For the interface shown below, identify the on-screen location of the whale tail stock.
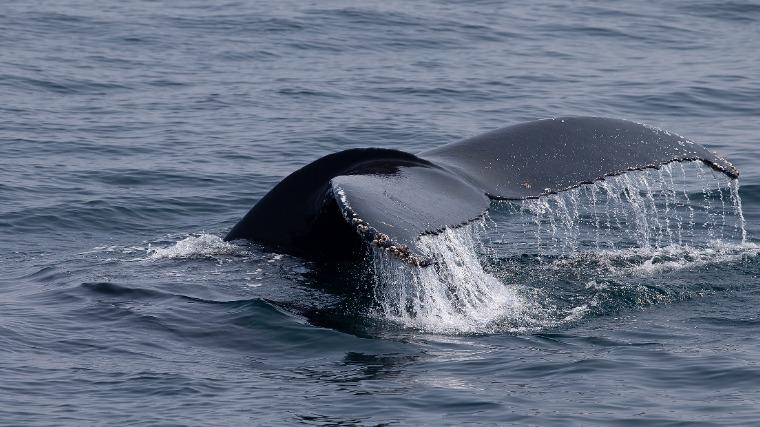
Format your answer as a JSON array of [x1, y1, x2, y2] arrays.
[[225, 117, 738, 265]]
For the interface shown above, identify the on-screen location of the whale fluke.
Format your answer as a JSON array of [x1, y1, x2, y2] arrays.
[[421, 117, 737, 199], [225, 117, 738, 264]]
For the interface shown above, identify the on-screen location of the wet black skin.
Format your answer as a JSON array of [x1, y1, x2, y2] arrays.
[[226, 117, 738, 263]]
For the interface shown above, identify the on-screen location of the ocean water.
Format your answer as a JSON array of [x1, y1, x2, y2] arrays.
[[2, 0, 760, 425]]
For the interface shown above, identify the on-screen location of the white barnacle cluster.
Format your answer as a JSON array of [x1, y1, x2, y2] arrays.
[[370, 229, 429, 267], [708, 154, 738, 177], [352, 216, 370, 233], [333, 186, 430, 266], [334, 187, 350, 206]]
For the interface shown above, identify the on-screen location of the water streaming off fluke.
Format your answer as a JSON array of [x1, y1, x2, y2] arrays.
[[370, 161, 753, 334], [497, 161, 747, 255], [371, 223, 551, 334]]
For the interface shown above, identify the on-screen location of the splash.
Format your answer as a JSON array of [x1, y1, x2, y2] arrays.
[[543, 241, 760, 276], [371, 222, 554, 334], [147, 234, 246, 260], [370, 161, 753, 334], [497, 161, 747, 256]]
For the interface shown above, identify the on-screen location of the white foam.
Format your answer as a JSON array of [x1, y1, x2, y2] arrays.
[[527, 239, 759, 283], [371, 222, 552, 334], [147, 234, 246, 260], [602, 241, 759, 275]]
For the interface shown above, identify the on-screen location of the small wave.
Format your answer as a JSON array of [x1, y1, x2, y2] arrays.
[[611, 241, 759, 275], [147, 234, 247, 260], [80, 282, 173, 299]]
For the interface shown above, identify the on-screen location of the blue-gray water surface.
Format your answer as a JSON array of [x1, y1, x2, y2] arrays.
[[2, 1, 760, 425]]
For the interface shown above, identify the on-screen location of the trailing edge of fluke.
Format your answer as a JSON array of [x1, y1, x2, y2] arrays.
[[225, 116, 738, 266]]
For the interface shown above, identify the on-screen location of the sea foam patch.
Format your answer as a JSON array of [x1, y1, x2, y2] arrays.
[[147, 234, 247, 260]]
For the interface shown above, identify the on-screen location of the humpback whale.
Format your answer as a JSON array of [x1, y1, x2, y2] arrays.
[[225, 117, 738, 265]]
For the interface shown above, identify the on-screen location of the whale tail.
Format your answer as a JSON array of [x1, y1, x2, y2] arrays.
[[226, 117, 738, 264]]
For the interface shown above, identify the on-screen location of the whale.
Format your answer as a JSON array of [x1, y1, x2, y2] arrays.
[[225, 117, 738, 265]]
